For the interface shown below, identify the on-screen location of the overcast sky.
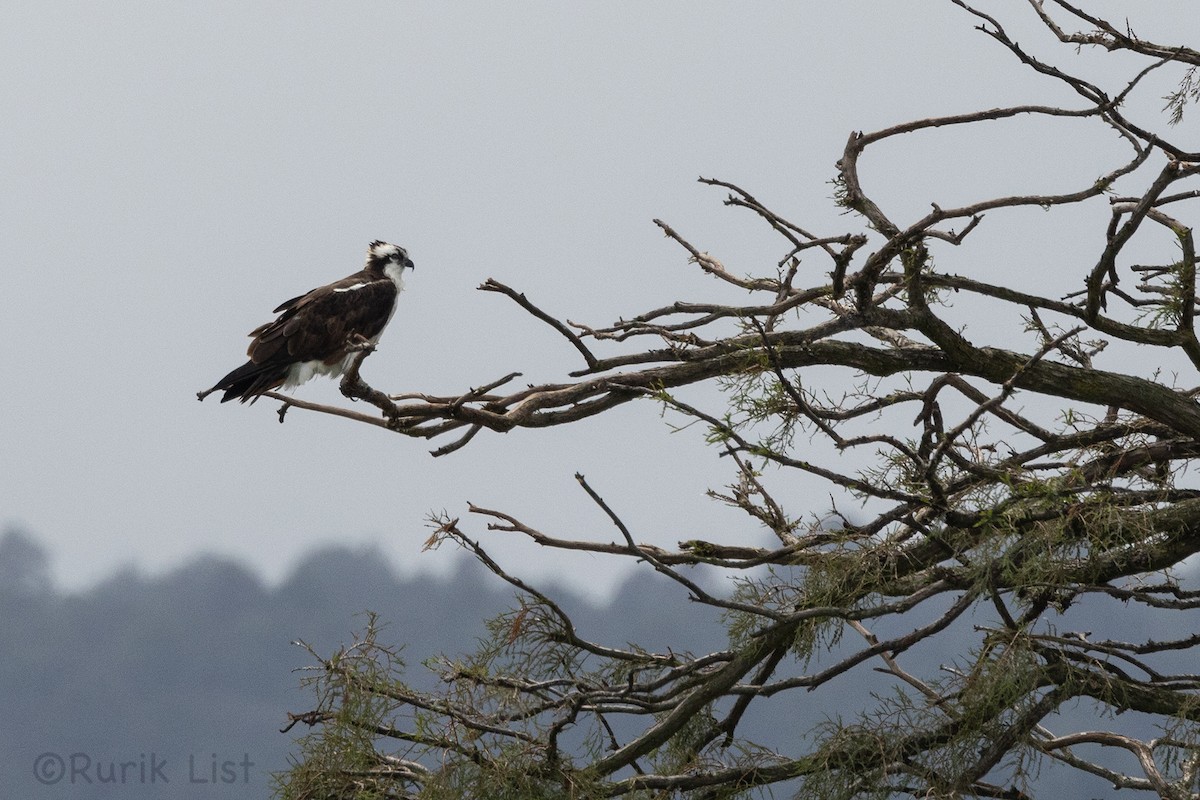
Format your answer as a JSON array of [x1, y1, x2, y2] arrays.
[[2, 1, 1193, 599]]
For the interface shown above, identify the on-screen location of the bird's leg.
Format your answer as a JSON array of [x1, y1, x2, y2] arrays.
[[345, 333, 375, 352]]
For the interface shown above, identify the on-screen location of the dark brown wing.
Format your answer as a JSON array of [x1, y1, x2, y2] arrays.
[[246, 274, 398, 365]]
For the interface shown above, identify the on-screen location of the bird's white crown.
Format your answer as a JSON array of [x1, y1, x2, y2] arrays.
[[367, 240, 406, 263]]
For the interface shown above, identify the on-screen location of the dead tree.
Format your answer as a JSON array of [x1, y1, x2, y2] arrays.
[[275, 3, 1200, 798]]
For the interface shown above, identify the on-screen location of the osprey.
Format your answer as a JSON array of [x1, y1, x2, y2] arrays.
[[200, 240, 414, 404]]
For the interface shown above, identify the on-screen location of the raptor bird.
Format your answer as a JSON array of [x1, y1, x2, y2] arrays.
[[199, 240, 414, 404]]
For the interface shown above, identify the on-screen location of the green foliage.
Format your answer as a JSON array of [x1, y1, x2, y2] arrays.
[[1164, 66, 1199, 125], [275, 614, 416, 800]]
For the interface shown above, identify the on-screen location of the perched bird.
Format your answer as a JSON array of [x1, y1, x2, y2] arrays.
[[199, 240, 414, 404]]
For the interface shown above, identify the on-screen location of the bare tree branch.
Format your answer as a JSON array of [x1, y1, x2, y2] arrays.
[[276, 6, 1200, 798]]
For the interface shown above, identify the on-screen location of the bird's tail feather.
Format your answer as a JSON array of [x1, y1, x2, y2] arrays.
[[202, 360, 289, 404]]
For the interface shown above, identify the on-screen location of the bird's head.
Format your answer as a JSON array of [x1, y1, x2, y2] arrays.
[[365, 240, 415, 286]]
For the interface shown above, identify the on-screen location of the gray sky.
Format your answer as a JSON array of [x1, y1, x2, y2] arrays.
[[2, 1, 1192, 598]]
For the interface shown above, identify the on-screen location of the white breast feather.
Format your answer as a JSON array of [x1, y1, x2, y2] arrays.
[[282, 354, 361, 388]]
